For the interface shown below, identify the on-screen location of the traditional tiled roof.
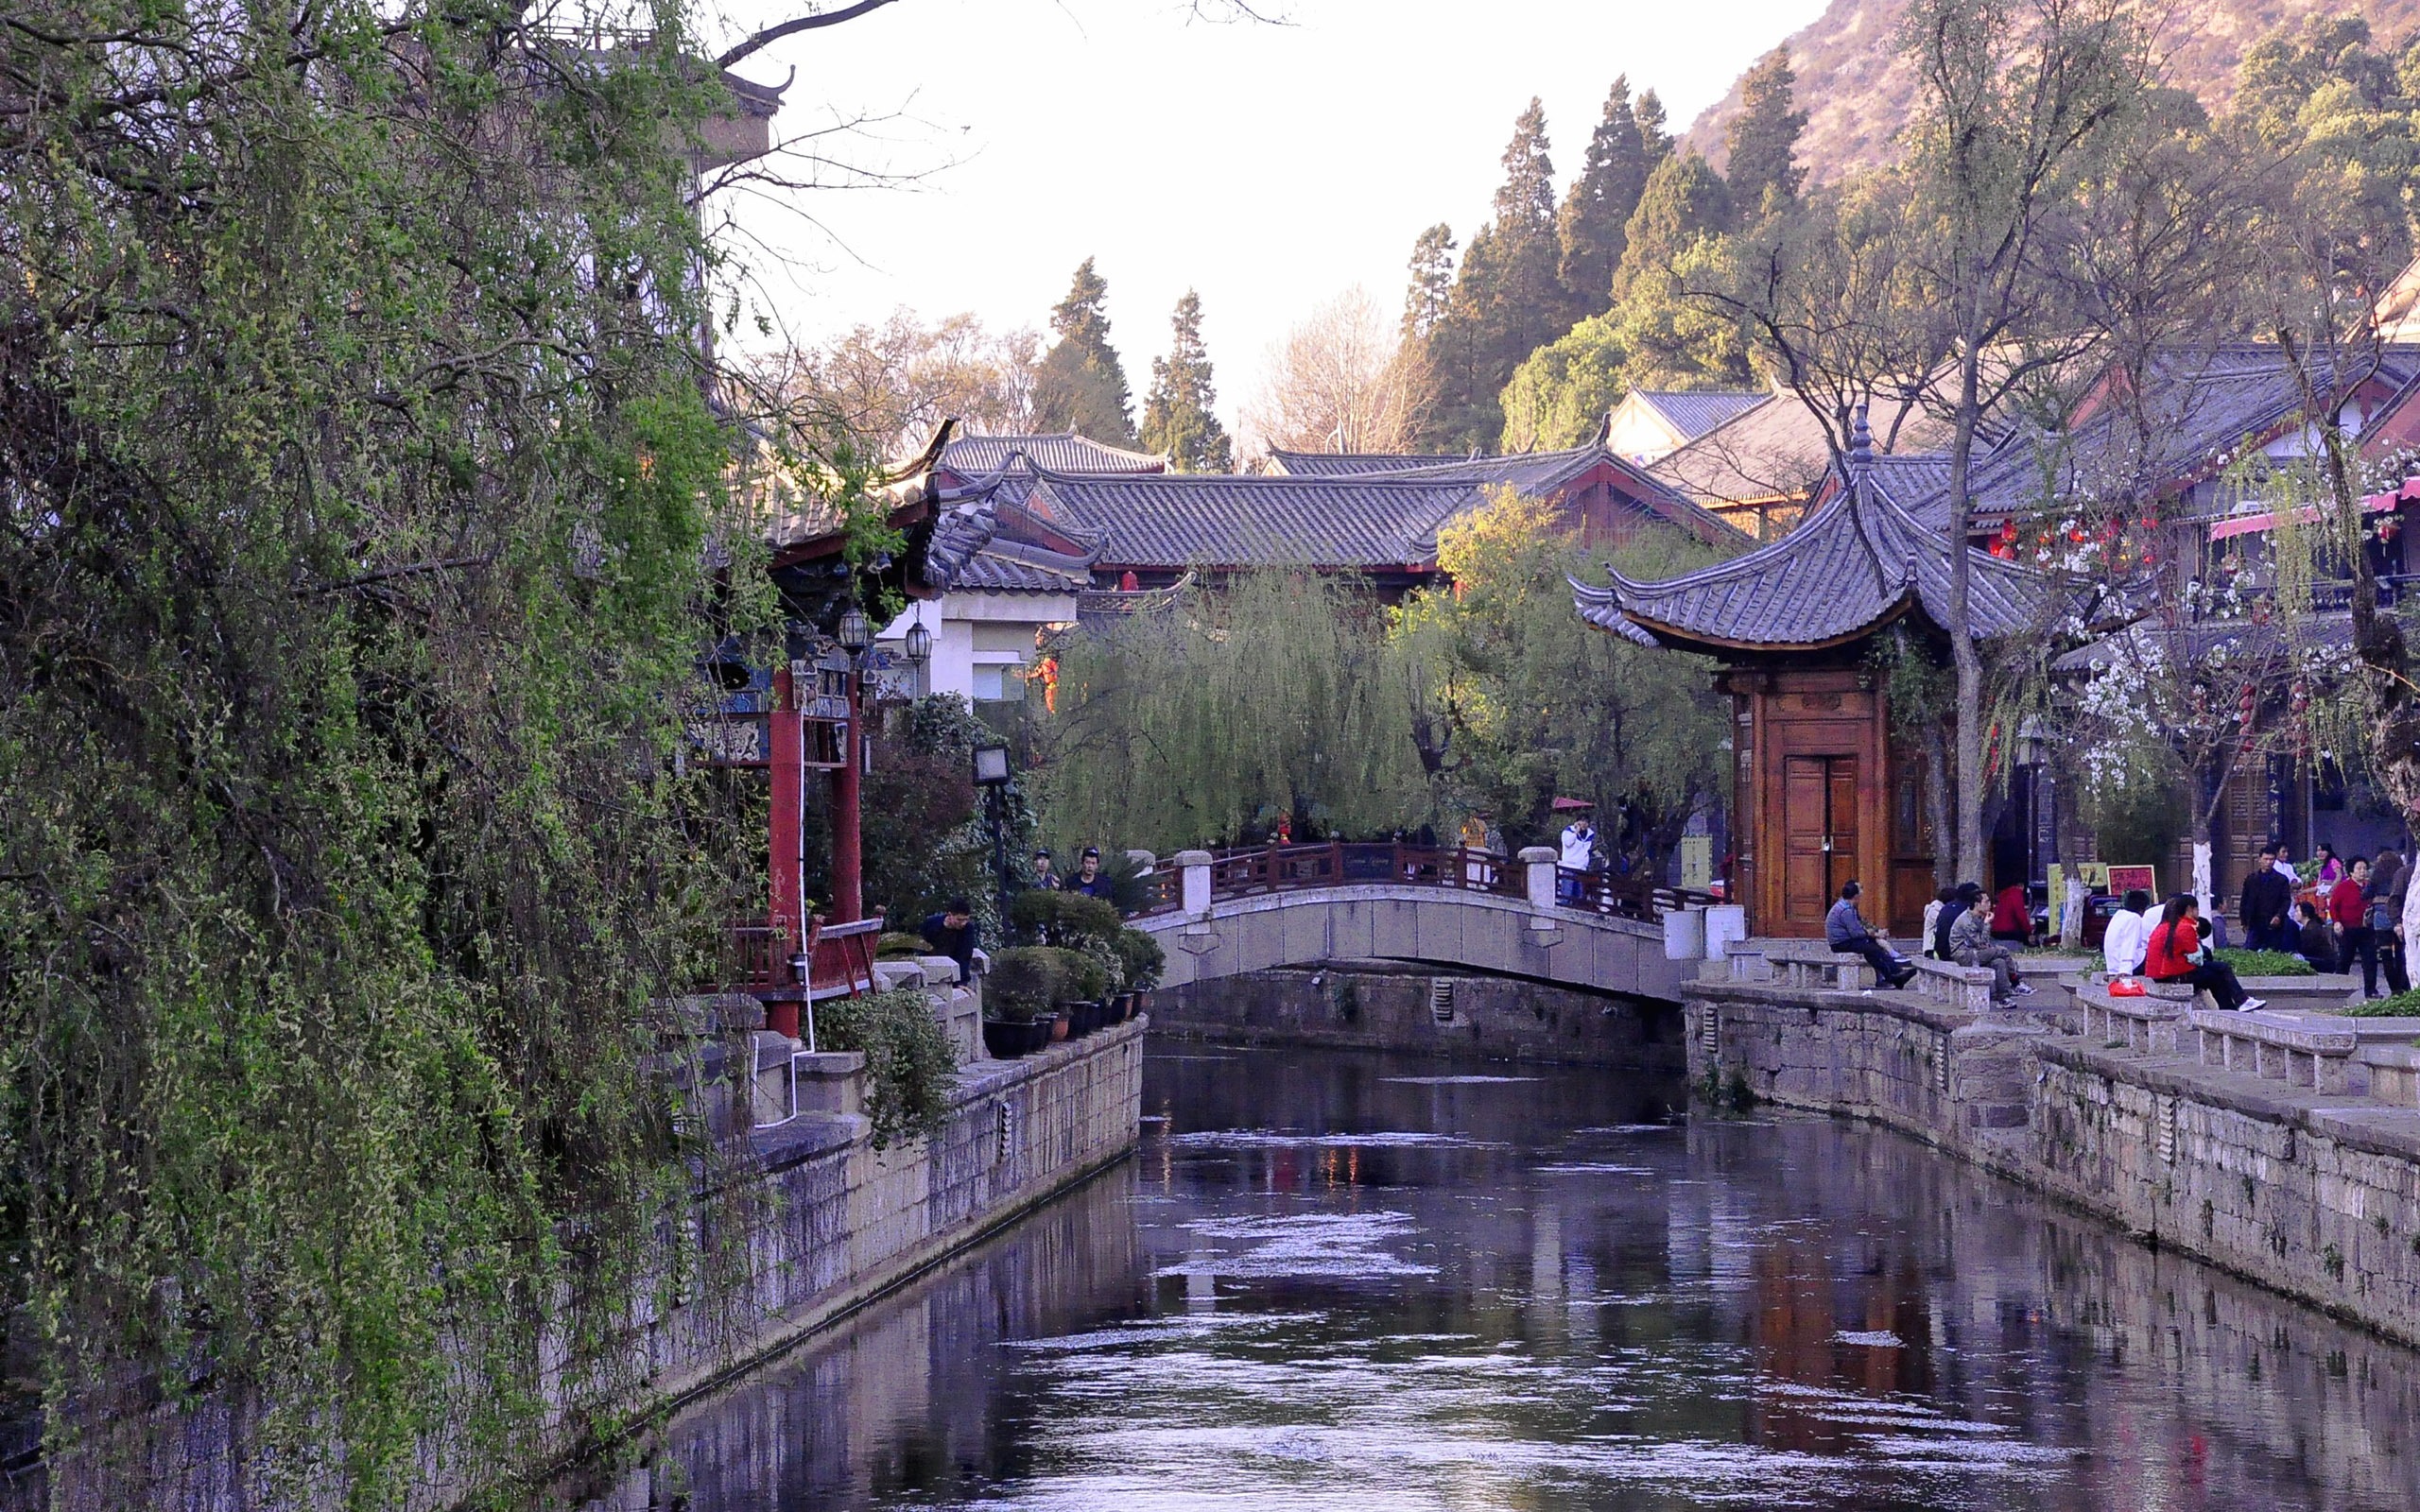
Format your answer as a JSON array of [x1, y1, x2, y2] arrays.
[[938, 433, 1167, 476], [1266, 449, 1474, 476], [1651, 394, 1832, 508], [1574, 446, 2050, 654], [953, 538, 1098, 594], [1026, 468, 1480, 571], [1633, 390, 1771, 442]]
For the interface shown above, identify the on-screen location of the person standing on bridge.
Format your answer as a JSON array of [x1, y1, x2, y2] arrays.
[[1826, 881, 1915, 988], [1558, 812, 1596, 903]]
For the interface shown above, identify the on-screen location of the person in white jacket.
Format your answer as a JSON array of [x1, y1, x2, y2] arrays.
[[2103, 888, 2153, 976], [2400, 859, 2420, 989]]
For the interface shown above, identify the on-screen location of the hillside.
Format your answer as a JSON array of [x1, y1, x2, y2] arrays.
[[1684, 0, 2420, 179]]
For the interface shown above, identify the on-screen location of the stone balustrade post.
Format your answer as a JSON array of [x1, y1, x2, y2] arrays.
[[1176, 850, 1214, 919], [1519, 847, 1559, 912]]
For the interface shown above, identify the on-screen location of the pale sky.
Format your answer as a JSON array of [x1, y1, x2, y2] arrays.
[[708, 0, 1832, 433]]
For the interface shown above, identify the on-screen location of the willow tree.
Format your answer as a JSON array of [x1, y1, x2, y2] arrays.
[[1395, 490, 1733, 861], [0, 1, 793, 1503], [1030, 569, 1430, 854]]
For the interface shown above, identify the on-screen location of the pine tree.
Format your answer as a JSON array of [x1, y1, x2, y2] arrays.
[[1403, 223, 1459, 340], [1420, 100, 1571, 448], [1725, 46, 1808, 214], [1139, 290, 1234, 472], [1611, 150, 1735, 300], [1636, 89, 1673, 168], [1557, 77, 1654, 311], [1032, 257, 1138, 443]]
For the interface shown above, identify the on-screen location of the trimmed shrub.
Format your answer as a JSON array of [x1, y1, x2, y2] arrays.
[[984, 947, 1063, 1022], [876, 931, 933, 959], [1114, 928, 1166, 992], [2215, 948, 2314, 977], [1046, 945, 1112, 1004], [1010, 887, 1126, 946], [2347, 989, 2420, 1018], [814, 987, 959, 1148]]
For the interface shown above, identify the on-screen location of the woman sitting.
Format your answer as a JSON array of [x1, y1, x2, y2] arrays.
[[2144, 893, 2261, 1012], [2294, 899, 2338, 973]]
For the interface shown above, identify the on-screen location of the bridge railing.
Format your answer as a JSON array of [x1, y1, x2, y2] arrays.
[[1132, 842, 1718, 922]]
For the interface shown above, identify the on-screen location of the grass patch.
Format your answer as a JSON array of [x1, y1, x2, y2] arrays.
[[2345, 989, 2420, 1018], [2215, 948, 2314, 977]]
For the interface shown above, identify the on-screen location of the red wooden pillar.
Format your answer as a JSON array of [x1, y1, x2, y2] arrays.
[[769, 662, 806, 960], [830, 667, 865, 922]]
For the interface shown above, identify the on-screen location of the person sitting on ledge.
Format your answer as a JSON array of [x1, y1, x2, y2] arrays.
[[1826, 880, 1915, 988], [1948, 881, 2032, 1005], [2102, 888, 2152, 977], [2144, 893, 2260, 1012]]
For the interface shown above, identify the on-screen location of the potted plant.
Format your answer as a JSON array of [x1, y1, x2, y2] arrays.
[[1113, 928, 1165, 1020], [1047, 945, 1112, 1036], [982, 947, 1063, 1057]]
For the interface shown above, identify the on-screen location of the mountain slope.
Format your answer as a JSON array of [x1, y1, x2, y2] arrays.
[[1684, 0, 2420, 180]]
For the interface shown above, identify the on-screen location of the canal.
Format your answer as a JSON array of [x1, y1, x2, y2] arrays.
[[581, 1042, 2420, 1510]]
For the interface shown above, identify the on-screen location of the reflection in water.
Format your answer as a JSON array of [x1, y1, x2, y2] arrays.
[[577, 1045, 2420, 1511]]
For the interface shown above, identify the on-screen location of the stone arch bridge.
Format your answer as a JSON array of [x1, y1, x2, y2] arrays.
[[1130, 844, 1713, 1004]]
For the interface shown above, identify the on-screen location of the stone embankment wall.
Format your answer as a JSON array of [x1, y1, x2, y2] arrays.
[[14, 1012, 1145, 1512], [1157, 965, 1686, 1071], [1690, 981, 2420, 1347]]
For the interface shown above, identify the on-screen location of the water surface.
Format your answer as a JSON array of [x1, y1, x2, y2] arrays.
[[585, 1043, 2420, 1510]]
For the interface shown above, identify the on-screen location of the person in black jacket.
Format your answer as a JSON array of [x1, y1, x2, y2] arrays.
[[919, 898, 977, 983], [2240, 844, 2292, 952]]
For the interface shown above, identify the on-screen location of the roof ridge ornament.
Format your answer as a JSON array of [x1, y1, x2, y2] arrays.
[[1849, 402, 1874, 479]]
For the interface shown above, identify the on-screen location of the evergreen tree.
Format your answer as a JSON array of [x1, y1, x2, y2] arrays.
[[1032, 257, 1138, 443], [1403, 223, 1459, 340], [1611, 150, 1735, 299], [1139, 290, 1234, 472], [1726, 46, 1808, 214], [1636, 89, 1673, 167], [1558, 77, 1654, 310], [1420, 99, 1571, 448]]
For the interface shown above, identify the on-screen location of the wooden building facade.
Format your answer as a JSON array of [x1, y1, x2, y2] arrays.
[[1576, 425, 2048, 938]]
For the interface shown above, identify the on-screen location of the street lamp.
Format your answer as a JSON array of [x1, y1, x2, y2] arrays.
[[836, 602, 873, 655], [973, 742, 1013, 923], [903, 612, 933, 698]]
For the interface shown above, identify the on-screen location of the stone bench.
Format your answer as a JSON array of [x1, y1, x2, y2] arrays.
[[1757, 946, 1885, 993], [2076, 983, 2194, 1054], [1905, 955, 1998, 1012], [2191, 1008, 2360, 1093], [2357, 1040, 2420, 1108]]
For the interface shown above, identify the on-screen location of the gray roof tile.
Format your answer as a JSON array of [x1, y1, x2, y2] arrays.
[[939, 433, 1167, 476]]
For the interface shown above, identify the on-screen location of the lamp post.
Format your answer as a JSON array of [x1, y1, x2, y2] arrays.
[[903, 611, 933, 698], [974, 741, 1013, 927], [832, 601, 873, 921]]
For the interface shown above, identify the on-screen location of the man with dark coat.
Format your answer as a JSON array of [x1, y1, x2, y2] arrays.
[[2240, 845, 2292, 953]]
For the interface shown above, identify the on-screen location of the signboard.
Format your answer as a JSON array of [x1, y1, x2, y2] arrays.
[[2105, 864, 2157, 898], [1680, 835, 1713, 890], [686, 715, 767, 765]]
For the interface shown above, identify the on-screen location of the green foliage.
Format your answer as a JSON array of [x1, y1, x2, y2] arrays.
[[1032, 258, 1138, 444], [2346, 989, 2420, 1017], [1140, 290, 1235, 472], [876, 932, 935, 959], [0, 1, 769, 1501], [813, 988, 959, 1147], [1051, 947, 1114, 1005], [984, 949, 1063, 1023], [2214, 949, 2315, 977], [1725, 46, 1809, 215], [1557, 77, 1655, 307], [1421, 99, 1575, 447], [1031, 567, 1431, 853], [857, 695, 997, 934], [1397, 490, 1734, 857], [1009, 888, 1126, 947], [1404, 224, 1460, 341], [2083, 752, 2190, 869], [1114, 929, 1167, 993], [1613, 152, 1736, 301]]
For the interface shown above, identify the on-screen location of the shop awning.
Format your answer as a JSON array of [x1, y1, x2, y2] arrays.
[[2208, 490, 2402, 541]]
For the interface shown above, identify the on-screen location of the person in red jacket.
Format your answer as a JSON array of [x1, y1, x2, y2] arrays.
[[2144, 894, 2259, 1012], [2329, 856, 2380, 997]]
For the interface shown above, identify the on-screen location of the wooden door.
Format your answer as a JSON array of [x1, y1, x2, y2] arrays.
[[1828, 759, 1860, 903], [1780, 754, 1858, 933], [1782, 757, 1831, 928]]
